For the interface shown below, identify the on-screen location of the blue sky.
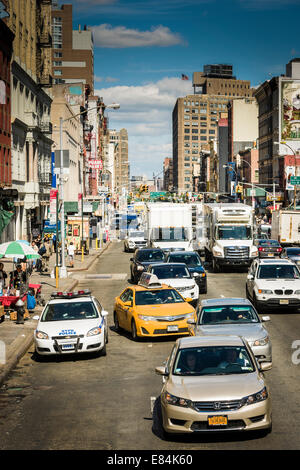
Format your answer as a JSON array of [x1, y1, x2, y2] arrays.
[[60, 0, 300, 178]]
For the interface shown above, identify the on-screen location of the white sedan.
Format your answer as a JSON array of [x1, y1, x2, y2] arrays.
[[34, 290, 108, 356]]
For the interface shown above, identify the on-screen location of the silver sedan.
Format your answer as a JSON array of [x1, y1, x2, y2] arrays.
[[188, 298, 272, 363]]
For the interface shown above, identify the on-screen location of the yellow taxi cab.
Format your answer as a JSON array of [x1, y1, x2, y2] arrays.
[[113, 273, 197, 340]]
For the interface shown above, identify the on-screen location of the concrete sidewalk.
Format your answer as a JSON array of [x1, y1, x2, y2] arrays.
[[0, 241, 112, 387]]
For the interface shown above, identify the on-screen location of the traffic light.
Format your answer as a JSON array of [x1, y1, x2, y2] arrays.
[[236, 183, 243, 194]]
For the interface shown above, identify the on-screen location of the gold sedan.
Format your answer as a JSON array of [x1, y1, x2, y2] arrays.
[[155, 335, 272, 437]]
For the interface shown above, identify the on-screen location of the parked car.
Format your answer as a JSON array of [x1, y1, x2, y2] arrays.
[[165, 251, 207, 294], [154, 335, 272, 436], [255, 239, 282, 258], [130, 248, 165, 284], [281, 246, 300, 265], [147, 262, 199, 306], [246, 258, 300, 311], [189, 297, 272, 363]]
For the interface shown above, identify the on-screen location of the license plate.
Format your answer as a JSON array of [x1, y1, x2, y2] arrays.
[[208, 415, 228, 426], [280, 299, 289, 305], [61, 343, 76, 350], [268, 253, 274, 257], [167, 325, 179, 332]]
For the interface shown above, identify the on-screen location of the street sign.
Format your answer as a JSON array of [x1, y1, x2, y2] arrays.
[[290, 176, 300, 185]]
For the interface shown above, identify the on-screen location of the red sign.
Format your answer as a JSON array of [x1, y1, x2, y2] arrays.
[[88, 159, 103, 170]]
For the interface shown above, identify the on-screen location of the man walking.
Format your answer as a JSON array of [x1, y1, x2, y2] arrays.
[[67, 242, 75, 268]]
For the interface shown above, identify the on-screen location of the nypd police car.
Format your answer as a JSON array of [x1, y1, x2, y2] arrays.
[[34, 290, 109, 356]]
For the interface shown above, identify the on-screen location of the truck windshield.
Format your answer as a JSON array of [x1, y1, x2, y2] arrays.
[[152, 227, 187, 241], [217, 225, 252, 240]]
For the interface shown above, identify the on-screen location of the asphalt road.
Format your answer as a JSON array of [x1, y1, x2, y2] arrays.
[[0, 241, 300, 450]]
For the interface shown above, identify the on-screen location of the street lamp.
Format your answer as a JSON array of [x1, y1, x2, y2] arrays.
[[58, 102, 120, 278]]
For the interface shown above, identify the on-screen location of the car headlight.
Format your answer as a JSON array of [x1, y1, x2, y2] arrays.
[[163, 391, 191, 408], [35, 330, 49, 340], [251, 249, 258, 256], [258, 289, 273, 294], [253, 336, 269, 346], [137, 265, 144, 271], [213, 249, 222, 256], [243, 387, 268, 406], [294, 290, 300, 294], [138, 314, 158, 321], [87, 327, 101, 336]]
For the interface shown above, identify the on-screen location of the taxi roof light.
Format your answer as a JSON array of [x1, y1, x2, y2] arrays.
[[138, 273, 162, 289]]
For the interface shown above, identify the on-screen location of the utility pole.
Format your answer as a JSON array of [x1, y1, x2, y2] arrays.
[[59, 117, 67, 278]]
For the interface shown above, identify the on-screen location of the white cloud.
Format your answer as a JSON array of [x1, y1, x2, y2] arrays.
[[95, 77, 192, 176], [91, 24, 186, 48]]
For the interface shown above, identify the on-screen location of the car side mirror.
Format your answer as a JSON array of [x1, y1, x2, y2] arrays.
[[187, 319, 196, 325], [193, 272, 199, 277], [185, 297, 193, 303], [155, 366, 169, 376], [247, 274, 254, 280], [259, 361, 272, 372], [261, 316, 270, 322], [102, 310, 109, 317], [124, 301, 132, 307]]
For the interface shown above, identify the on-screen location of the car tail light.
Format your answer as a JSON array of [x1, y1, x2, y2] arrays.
[[258, 247, 264, 252], [277, 248, 282, 252]]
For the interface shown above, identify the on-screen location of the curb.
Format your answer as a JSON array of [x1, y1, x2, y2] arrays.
[[0, 241, 112, 388]]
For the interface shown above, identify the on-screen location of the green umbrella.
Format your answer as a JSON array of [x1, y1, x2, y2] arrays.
[[0, 241, 41, 259]]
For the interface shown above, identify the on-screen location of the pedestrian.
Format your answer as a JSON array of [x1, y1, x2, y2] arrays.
[[67, 241, 75, 268], [52, 234, 57, 253], [0, 262, 8, 293], [42, 238, 52, 272]]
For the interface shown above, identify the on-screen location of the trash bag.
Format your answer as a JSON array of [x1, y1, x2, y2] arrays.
[[27, 293, 36, 310]]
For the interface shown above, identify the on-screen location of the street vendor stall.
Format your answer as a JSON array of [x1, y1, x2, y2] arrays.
[[0, 241, 40, 322]]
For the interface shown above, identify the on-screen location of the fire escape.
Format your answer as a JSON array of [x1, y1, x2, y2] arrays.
[[36, 0, 52, 88]]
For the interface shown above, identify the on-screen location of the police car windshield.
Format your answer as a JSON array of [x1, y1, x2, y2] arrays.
[[135, 289, 184, 305], [41, 301, 99, 321]]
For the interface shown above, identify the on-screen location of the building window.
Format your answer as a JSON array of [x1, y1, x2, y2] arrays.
[[54, 52, 62, 58], [200, 136, 206, 141], [54, 70, 62, 76], [53, 61, 62, 66]]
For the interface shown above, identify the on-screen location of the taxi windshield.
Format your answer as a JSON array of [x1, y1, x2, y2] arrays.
[[41, 301, 99, 321], [135, 289, 185, 305]]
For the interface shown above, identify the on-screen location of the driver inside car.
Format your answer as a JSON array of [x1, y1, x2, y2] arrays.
[[218, 348, 249, 369]]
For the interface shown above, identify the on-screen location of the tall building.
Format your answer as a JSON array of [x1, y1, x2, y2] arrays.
[[3, 0, 53, 242], [51, 3, 94, 93], [163, 158, 173, 191], [255, 59, 300, 201], [172, 65, 254, 193]]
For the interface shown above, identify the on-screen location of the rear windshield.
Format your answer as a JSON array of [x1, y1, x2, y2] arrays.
[[152, 265, 190, 279], [41, 301, 99, 321], [135, 251, 165, 262], [168, 253, 202, 267], [259, 240, 280, 246]]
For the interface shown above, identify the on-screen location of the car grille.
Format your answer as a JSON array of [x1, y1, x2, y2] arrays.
[[134, 241, 147, 246], [224, 246, 249, 259], [156, 315, 189, 322], [191, 420, 245, 431], [192, 399, 244, 412], [274, 290, 293, 295], [153, 327, 189, 334]]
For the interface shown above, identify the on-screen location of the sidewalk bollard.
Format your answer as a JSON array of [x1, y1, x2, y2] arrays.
[[82, 246, 84, 262], [96, 238, 98, 250], [15, 299, 25, 324], [55, 265, 59, 289]]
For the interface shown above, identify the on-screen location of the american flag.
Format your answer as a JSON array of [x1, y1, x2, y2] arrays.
[[181, 74, 189, 80]]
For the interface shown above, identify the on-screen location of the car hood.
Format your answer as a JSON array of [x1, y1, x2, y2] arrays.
[[36, 318, 102, 336], [158, 278, 195, 288], [195, 323, 268, 342], [167, 373, 265, 402], [135, 303, 195, 317], [127, 237, 146, 242], [255, 279, 300, 289], [187, 266, 205, 274]]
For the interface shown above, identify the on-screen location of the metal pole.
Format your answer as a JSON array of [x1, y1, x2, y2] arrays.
[[59, 117, 67, 278], [273, 182, 276, 211], [55, 190, 59, 288]]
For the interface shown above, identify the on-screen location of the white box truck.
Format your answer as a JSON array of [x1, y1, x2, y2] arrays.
[[203, 203, 258, 272], [189, 202, 205, 255], [271, 210, 300, 245], [146, 203, 193, 252]]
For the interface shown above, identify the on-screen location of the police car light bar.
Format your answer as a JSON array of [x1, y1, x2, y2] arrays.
[[50, 289, 92, 299]]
